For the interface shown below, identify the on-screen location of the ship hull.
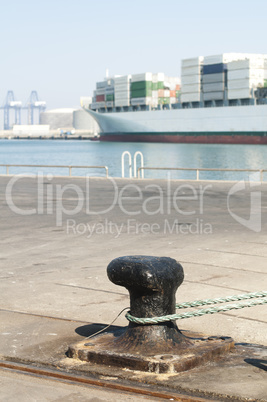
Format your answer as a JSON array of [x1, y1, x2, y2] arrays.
[[99, 132, 267, 144], [86, 105, 267, 144]]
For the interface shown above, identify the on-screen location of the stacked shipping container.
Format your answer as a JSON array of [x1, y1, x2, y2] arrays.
[[202, 54, 230, 101], [181, 53, 267, 103], [90, 54, 267, 111], [130, 73, 180, 106], [130, 72, 153, 106], [227, 58, 266, 100], [91, 73, 180, 109], [91, 79, 115, 109], [181, 57, 203, 103], [114, 75, 131, 107]]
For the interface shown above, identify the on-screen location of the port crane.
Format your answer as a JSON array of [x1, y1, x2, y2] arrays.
[[0, 91, 22, 130], [1, 91, 46, 129], [26, 90, 46, 125]]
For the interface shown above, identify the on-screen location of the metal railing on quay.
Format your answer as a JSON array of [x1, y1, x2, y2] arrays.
[[0, 164, 109, 178], [137, 167, 267, 181]]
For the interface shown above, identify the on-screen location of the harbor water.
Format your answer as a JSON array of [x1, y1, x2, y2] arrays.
[[0, 139, 267, 180]]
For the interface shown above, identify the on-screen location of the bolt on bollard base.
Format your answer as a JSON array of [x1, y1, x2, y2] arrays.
[[67, 256, 234, 373]]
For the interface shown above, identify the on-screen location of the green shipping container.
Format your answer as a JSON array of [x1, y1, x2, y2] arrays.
[[175, 90, 181, 98], [158, 97, 170, 105], [152, 82, 158, 90], [264, 79, 267, 88], [106, 94, 114, 101], [131, 89, 152, 98], [131, 81, 153, 91], [157, 81, 164, 89]]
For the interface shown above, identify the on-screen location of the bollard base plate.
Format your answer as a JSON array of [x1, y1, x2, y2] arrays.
[[67, 330, 234, 374]]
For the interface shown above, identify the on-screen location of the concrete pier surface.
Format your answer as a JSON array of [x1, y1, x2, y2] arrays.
[[0, 175, 266, 401]]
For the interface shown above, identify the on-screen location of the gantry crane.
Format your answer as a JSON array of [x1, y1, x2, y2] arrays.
[[0, 91, 22, 130], [26, 91, 46, 125]]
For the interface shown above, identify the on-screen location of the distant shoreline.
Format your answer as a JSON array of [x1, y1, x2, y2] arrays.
[[0, 130, 98, 141]]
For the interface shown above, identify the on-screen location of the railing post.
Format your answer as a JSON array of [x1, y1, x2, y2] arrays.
[[105, 166, 108, 178], [134, 151, 144, 178], [121, 151, 132, 178], [69, 166, 72, 177], [196, 169, 199, 181], [6, 165, 9, 175], [260, 169, 263, 183]]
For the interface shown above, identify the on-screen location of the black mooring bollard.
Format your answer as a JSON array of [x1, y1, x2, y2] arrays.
[[107, 255, 192, 354], [68, 255, 234, 373]]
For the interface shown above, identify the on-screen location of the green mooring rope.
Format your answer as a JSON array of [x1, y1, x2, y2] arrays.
[[125, 290, 267, 325], [175, 290, 267, 309]]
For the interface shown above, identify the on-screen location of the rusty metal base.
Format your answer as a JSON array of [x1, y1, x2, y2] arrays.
[[67, 330, 234, 374]]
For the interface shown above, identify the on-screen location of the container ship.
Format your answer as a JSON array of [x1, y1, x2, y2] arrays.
[[85, 53, 267, 144]]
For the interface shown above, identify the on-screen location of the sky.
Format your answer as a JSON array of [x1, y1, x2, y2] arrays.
[[0, 0, 267, 127]]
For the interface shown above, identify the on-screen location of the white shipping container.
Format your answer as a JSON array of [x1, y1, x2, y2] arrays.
[[181, 93, 201, 102], [228, 59, 265, 70], [105, 101, 114, 108], [115, 90, 130, 95], [203, 82, 224, 92], [181, 56, 204, 68], [181, 75, 201, 85], [96, 88, 106, 95], [152, 73, 165, 82], [168, 76, 181, 84], [203, 53, 247, 66], [181, 65, 202, 76], [168, 77, 180, 90], [115, 89, 130, 95], [115, 94, 130, 101], [96, 81, 107, 89], [202, 73, 224, 84], [115, 100, 130, 107], [115, 91, 130, 98], [131, 73, 153, 82], [156, 72, 165, 81], [228, 88, 253, 99], [152, 90, 158, 98], [114, 83, 130, 91], [228, 78, 264, 89], [131, 97, 152, 106], [114, 75, 131, 85], [181, 83, 201, 93], [170, 97, 177, 104], [228, 69, 264, 80], [203, 92, 224, 101]]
